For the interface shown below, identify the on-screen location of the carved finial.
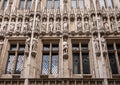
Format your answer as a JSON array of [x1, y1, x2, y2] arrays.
[[37, 1, 41, 12], [96, 0, 100, 10], [30, 0, 35, 14], [90, 0, 95, 10], [5, 2, 12, 15]]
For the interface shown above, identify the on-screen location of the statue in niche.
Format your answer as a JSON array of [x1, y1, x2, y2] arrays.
[[2, 23, 8, 33], [16, 19, 22, 34], [56, 19, 61, 32], [0, 39, 3, 54], [103, 18, 109, 32], [110, 18, 117, 32], [32, 36, 38, 52], [63, 18, 68, 32], [29, 17, 33, 29], [41, 19, 47, 33], [77, 18, 82, 31], [101, 36, 106, 51], [48, 19, 54, 32], [9, 20, 15, 33], [25, 37, 30, 52], [63, 37, 68, 55], [84, 18, 90, 32], [94, 35, 100, 53], [34, 16, 40, 33], [117, 18, 120, 31]]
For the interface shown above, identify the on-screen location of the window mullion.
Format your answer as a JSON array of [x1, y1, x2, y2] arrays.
[[13, 43, 19, 74], [49, 42, 52, 74], [80, 42, 82, 74], [114, 42, 120, 74]]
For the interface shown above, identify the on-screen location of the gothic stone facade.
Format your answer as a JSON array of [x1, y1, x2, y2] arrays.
[[0, 0, 120, 85]]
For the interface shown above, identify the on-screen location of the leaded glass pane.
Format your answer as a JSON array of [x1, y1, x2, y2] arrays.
[[79, 0, 84, 9], [26, 0, 32, 9], [108, 53, 118, 74], [54, 0, 60, 9], [19, 0, 25, 9], [82, 53, 90, 74], [19, 44, 25, 51], [43, 44, 50, 51], [10, 44, 17, 51], [42, 54, 49, 74], [52, 44, 59, 51], [81, 44, 88, 50], [2, 0, 7, 9], [106, 0, 113, 8], [72, 44, 79, 51], [51, 54, 58, 74], [100, 0, 106, 8], [6, 54, 15, 74], [71, 0, 76, 8], [15, 54, 24, 74], [116, 44, 120, 50], [47, 0, 52, 9], [73, 53, 80, 74], [107, 44, 114, 50]]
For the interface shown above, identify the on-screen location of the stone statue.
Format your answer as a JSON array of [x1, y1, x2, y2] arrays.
[[29, 17, 33, 29], [25, 37, 30, 52], [94, 36, 100, 53], [110, 18, 117, 32], [0, 39, 3, 54], [41, 19, 47, 32], [63, 38, 68, 55], [63, 18, 68, 32], [117, 19, 120, 31], [23, 20, 29, 34], [77, 18, 82, 31], [9, 23, 15, 33], [103, 18, 109, 32], [101, 36, 106, 51], [56, 19, 61, 31], [32, 36, 38, 52], [48, 19, 54, 32], [16, 20, 22, 34], [84, 18, 90, 32], [34, 16, 40, 33]]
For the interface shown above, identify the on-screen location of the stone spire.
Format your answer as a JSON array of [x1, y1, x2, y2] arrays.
[[36, 0, 41, 13], [5, 2, 12, 16], [30, 0, 35, 15], [90, 0, 95, 10], [96, 0, 101, 10], [36, 0, 41, 17]]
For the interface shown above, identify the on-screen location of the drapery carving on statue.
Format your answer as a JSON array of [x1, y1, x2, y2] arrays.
[[9, 22, 15, 33], [103, 18, 109, 32], [56, 19, 61, 31], [29, 17, 33, 29], [63, 38, 68, 55], [25, 37, 30, 52], [117, 19, 120, 31], [0, 39, 3, 54], [16, 22, 22, 34], [32, 36, 38, 52], [110, 18, 117, 32], [84, 18, 90, 32], [77, 18, 82, 31], [48, 19, 54, 32], [23, 22, 28, 34], [94, 36, 100, 53], [63, 18, 68, 32], [35, 16, 40, 32], [41, 19, 47, 32], [101, 36, 106, 51]]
